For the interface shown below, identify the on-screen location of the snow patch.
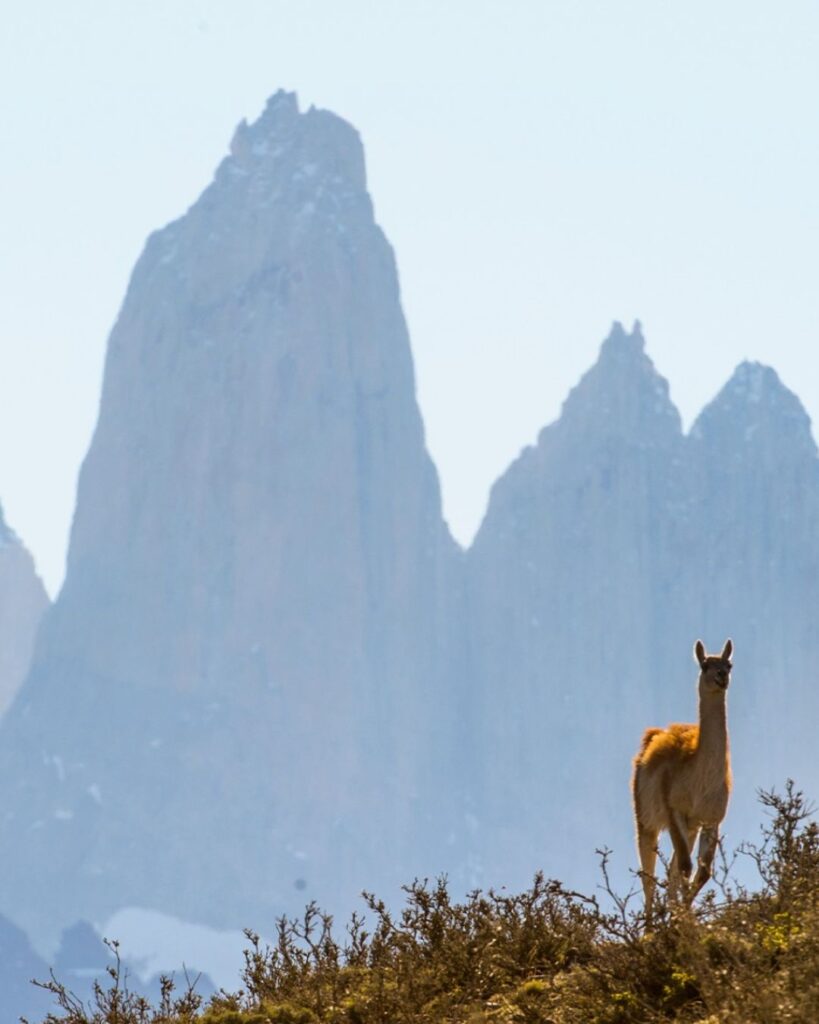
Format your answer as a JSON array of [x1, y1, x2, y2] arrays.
[[102, 907, 262, 991]]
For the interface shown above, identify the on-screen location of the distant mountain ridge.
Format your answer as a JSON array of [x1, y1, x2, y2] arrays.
[[0, 93, 816, 957], [0, 502, 48, 715]]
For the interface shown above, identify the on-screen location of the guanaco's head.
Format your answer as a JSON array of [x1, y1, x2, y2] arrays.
[[695, 639, 733, 695]]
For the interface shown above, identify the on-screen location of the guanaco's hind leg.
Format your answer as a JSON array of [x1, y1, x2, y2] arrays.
[[636, 822, 659, 921], [690, 826, 719, 901]]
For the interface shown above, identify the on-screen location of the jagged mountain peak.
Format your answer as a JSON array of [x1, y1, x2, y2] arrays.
[[718, 360, 797, 411], [597, 318, 645, 358], [224, 90, 366, 193], [475, 322, 681, 544], [551, 319, 681, 443], [136, 90, 373, 307], [691, 360, 817, 459]]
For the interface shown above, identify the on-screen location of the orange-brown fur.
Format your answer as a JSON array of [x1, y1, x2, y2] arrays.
[[632, 639, 733, 920], [638, 723, 698, 762]]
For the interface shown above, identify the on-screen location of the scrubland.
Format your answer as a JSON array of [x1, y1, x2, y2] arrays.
[[31, 783, 819, 1024]]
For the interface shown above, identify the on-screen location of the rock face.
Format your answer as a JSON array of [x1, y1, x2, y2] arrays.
[[1, 93, 818, 953], [0, 92, 463, 945], [682, 361, 819, 826], [465, 322, 688, 886], [0, 504, 48, 716], [465, 325, 819, 889]]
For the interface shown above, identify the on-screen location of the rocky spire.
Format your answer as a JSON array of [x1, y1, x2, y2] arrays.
[[466, 322, 686, 891], [683, 359, 819, 759], [556, 319, 681, 441], [0, 94, 461, 947]]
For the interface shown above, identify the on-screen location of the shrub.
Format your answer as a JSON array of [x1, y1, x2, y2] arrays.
[[30, 783, 819, 1024]]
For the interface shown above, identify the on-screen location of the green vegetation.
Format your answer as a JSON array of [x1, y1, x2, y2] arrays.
[[30, 783, 819, 1024]]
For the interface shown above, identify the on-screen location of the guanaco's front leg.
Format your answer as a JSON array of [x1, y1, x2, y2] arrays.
[[667, 808, 694, 903]]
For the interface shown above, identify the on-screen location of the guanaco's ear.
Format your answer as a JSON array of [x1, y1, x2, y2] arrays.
[[694, 640, 706, 667], [721, 639, 733, 661]]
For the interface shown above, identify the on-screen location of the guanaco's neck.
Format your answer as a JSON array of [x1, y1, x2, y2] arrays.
[[697, 688, 729, 762]]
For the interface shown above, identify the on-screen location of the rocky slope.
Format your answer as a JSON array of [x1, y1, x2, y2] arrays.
[[0, 504, 48, 716]]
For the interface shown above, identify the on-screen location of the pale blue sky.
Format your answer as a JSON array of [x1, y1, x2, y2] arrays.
[[3, 1, 819, 594]]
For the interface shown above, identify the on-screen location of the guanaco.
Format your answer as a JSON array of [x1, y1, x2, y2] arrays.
[[632, 639, 733, 919]]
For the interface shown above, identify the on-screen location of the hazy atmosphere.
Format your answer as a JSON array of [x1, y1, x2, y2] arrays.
[[3, 4, 819, 1021], [4, 0, 819, 594]]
